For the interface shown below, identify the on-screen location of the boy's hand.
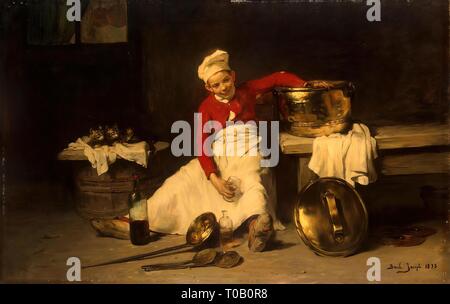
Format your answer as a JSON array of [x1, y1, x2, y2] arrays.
[[210, 173, 235, 199]]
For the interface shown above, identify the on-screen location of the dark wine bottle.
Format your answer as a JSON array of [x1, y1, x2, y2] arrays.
[[128, 175, 150, 245]]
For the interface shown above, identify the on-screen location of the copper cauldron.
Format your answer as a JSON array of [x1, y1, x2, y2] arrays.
[[274, 81, 354, 137]]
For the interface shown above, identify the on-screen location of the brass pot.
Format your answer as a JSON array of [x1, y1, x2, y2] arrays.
[[274, 81, 354, 137]]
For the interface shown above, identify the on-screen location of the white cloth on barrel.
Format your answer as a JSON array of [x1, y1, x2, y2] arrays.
[[67, 138, 149, 175], [147, 123, 284, 235], [308, 123, 378, 187]]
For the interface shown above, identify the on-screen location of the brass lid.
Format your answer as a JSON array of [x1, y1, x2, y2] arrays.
[[294, 177, 368, 257]]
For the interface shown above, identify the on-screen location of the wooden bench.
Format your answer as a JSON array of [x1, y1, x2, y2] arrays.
[[279, 123, 449, 192]]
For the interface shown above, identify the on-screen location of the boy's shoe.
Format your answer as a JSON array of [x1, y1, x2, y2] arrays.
[[248, 213, 274, 252], [90, 217, 130, 240]]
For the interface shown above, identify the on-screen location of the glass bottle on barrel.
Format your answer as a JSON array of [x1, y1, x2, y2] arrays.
[[128, 175, 150, 245]]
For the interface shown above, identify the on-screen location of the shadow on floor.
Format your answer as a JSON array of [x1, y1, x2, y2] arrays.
[[266, 240, 297, 251]]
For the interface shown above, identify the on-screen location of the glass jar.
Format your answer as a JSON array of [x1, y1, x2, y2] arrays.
[[219, 210, 233, 251]]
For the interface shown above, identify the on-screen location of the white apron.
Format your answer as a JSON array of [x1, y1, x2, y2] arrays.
[[147, 123, 284, 235]]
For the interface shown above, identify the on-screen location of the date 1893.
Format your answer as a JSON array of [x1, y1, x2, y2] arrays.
[[387, 262, 438, 274]]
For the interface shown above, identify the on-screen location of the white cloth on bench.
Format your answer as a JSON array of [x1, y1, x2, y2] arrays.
[[67, 138, 149, 175], [308, 123, 378, 187]]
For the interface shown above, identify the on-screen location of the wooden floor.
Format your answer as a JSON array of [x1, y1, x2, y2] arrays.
[[2, 180, 448, 284]]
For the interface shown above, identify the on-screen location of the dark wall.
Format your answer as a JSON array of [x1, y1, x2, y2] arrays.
[[136, 0, 448, 139], [1, 0, 448, 182], [2, 3, 143, 181]]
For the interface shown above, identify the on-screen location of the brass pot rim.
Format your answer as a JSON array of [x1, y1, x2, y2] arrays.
[[274, 82, 352, 93], [274, 86, 327, 93]]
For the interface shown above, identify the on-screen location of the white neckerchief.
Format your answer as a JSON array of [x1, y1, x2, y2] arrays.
[[214, 91, 236, 120], [214, 95, 230, 103], [214, 87, 236, 104]]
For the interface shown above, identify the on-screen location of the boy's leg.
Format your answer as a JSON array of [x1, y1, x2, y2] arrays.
[[247, 213, 274, 252], [90, 217, 130, 240]]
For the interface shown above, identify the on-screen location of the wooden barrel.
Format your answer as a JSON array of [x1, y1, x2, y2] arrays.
[[73, 160, 163, 219]]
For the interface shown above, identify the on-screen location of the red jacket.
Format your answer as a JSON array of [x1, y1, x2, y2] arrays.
[[197, 71, 305, 178]]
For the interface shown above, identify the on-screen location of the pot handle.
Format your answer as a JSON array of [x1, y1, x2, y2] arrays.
[[322, 191, 345, 243], [345, 82, 355, 99]]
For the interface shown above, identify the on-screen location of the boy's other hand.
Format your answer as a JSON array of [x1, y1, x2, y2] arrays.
[[210, 173, 235, 199]]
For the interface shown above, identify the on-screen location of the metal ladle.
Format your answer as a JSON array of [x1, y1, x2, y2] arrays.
[[83, 212, 218, 269], [141, 248, 218, 271], [141, 250, 242, 272]]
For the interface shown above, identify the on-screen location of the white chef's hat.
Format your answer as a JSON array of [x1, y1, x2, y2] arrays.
[[197, 50, 231, 83]]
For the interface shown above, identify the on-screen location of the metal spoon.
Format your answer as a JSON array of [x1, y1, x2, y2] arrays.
[[141, 248, 217, 271], [141, 250, 242, 272], [214, 251, 242, 269]]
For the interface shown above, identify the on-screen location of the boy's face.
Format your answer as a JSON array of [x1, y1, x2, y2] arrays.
[[205, 70, 236, 100]]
